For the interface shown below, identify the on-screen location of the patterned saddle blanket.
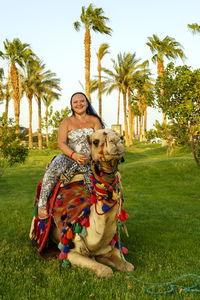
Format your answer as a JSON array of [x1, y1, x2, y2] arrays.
[[52, 180, 91, 233]]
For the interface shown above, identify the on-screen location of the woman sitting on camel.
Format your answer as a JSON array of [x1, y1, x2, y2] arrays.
[[38, 92, 103, 219]]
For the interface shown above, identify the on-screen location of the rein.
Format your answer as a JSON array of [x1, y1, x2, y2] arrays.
[[91, 161, 120, 216], [95, 201, 117, 215]]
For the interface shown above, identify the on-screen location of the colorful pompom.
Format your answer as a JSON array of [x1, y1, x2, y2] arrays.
[[59, 251, 67, 260], [58, 242, 64, 250], [74, 223, 82, 233], [63, 245, 70, 253], [90, 194, 97, 204], [109, 238, 116, 246], [66, 228, 73, 240], [69, 240, 75, 249], [121, 247, 128, 254], [62, 237, 69, 245], [39, 219, 45, 231], [102, 204, 110, 212], [62, 259, 71, 267], [80, 226, 87, 237]]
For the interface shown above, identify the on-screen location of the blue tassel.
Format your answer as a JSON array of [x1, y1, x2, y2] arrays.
[[39, 219, 45, 231], [102, 204, 110, 212], [93, 180, 97, 184], [82, 207, 90, 215], [62, 229, 67, 234], [63, 245, 69, 253], [115, 241, 123, 249]]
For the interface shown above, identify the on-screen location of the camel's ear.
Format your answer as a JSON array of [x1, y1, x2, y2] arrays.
[[87, 135, 92, 145]]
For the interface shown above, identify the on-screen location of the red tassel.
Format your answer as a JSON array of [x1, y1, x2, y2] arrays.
[[62, 237, 69, 245], [84, 217, 90, 228]]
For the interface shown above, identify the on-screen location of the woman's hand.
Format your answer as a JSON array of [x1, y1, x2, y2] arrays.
[[72, 153, 89, 165], [38, 207, 48, 219]]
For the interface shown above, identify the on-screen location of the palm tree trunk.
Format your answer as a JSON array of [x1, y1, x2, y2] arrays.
[[85, 27, 91, 101], [157, 59, 166, 124], [45, 107, 49, 147], [28, 95, 33, 149], [131, 113, 135, 140], [38, 98, 42, 150], [136, 116, 139, 140], [98, 58, 102, 118], [122, 90, 129, 147], [10, 62, 20, 130], [139, 114, 143, 141], [128, 90, 133, 145], [143, 109, 147, 138], [5, 96, 9, 124], [117, 88, 120, 124]]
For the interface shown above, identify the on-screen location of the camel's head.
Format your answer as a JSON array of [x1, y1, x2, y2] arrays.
[[88, 129, 125, 164]]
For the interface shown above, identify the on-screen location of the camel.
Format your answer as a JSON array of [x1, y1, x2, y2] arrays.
[[30, 129, 134, 277]]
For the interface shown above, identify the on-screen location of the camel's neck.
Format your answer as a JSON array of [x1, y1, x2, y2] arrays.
[[85, 201, 117, 254], [91, 161, 118, 185]]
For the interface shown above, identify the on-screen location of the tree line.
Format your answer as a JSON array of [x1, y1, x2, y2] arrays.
[[0, 3, 199, 156]]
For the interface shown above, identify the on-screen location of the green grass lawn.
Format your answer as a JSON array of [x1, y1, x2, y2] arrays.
[[0, 145, 200, 300]]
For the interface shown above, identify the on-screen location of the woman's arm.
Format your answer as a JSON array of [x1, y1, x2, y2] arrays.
[[57, 119, 88, 165]]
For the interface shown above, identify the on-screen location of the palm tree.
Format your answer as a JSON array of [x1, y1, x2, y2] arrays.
[[42, 94, 59, 147], [104, 53, 136, 146], [96, 43, 109, 117], [126, 59, 150, 144], [79, 78, 99, 95], [0, 69, 4, 111], [3, 38, 34, 128], [74, 3, 112, 101], [103, 61, 122, 125], [146, 35, 185, 124], [34, 61, 61, 150], [130, 72, 154, 141], [188, 23, 200, 34], [22, 59, 40, 149]]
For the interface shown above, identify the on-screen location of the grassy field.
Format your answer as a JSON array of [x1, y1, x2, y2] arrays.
[[0, 143, 200, 300]]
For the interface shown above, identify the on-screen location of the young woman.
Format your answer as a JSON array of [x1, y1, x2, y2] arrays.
[[38, 92, 103, 219]]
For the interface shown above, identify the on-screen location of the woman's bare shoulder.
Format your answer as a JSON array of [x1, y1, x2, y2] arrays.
[[61, 116, 73, 125]]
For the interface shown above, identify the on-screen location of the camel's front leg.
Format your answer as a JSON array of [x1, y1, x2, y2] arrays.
[[68, 251, 113, 277], [97, 248, 134, 272]]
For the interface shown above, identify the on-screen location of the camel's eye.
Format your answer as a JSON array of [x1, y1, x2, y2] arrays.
[[93, 139, 99, 147]]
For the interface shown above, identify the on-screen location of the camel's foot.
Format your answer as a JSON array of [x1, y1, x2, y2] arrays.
[[120, 260, 134, 272], [97, 248, 134, 273], [68, 252, 113, 277], [95, 264, 113, 277]]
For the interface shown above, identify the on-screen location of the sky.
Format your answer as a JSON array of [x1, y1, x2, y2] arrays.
[[0, 0, 200, 132]]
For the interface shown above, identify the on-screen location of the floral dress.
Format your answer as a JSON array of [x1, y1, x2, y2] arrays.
[[38, 128, 94, 208]]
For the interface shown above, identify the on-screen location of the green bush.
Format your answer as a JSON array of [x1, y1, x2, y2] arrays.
[[0, 115, 28, 176]]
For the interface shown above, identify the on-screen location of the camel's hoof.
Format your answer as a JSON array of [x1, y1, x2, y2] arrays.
[[96, 265, 113, 277]]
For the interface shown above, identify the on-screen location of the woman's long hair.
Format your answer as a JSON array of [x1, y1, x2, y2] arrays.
[[70, 92, 105, 128]]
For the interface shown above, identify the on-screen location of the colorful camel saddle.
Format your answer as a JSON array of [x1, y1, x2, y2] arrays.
[[33, 179, 91, 252], [52, 181, 91, 233]]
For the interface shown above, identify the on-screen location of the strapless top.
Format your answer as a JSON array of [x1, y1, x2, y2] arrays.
[[67, 128, 94, 155]]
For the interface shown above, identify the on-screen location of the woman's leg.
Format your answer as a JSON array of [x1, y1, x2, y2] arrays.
[[38, 154, 76, 209]]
